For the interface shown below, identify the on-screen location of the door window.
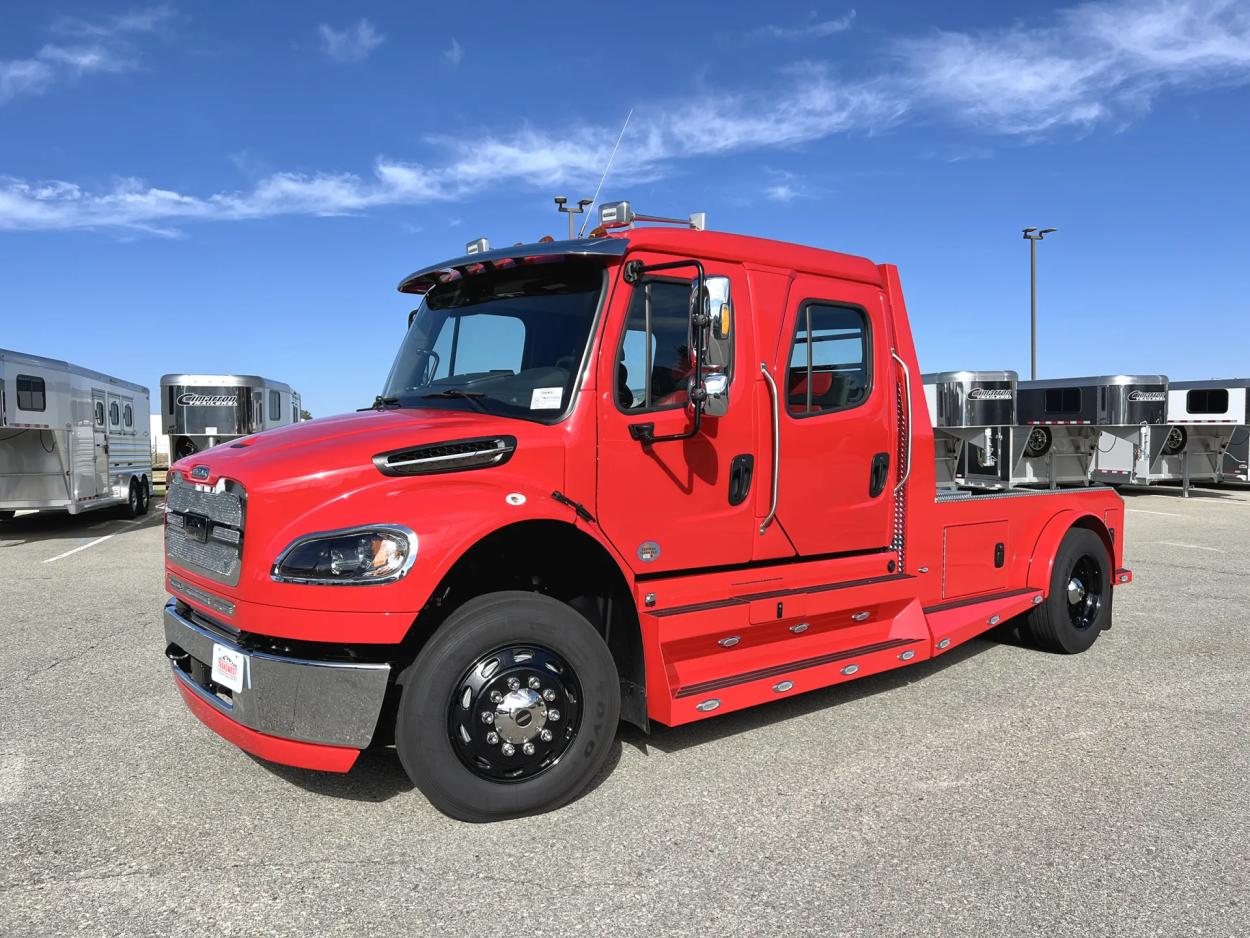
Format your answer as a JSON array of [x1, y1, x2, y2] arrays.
[[16, 375, 46, 412], [109, 401, 120, 427], [94, 401, 105, 426], [786, 303, 870, 416], [615, 280, 693, 411]]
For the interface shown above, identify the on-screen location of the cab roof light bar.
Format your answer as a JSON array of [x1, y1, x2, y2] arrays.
[[599, 201, 706, 232]]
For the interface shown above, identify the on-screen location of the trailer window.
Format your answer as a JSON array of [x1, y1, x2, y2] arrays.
[[109, 402, 120, 427], [123, 403, 133, 429], [269, 390, 280, 422], [16, 375, 46, 412], [1186, 389, 1228, 414], [1044, 388, 1081, 414], [786, 303, 870, 416], [95, 402, 105, 426], [615, 280, 694, 412]]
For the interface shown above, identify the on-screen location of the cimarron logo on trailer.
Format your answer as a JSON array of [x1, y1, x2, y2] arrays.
[[968, 388, 1012, 400], [1127, 390, 1166, 402], [177, 393, 237, 407]]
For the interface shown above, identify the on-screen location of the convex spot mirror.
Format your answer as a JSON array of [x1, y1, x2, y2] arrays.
[[688, 274, 732, 417]]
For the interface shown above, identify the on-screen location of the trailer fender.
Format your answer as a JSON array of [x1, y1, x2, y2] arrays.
[[1026, 510, 1113, 595]]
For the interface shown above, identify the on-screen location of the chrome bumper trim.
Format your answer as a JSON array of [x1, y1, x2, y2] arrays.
[[163, 599, 391, 749]]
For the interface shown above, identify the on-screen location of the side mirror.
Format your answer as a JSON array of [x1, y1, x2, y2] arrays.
[[701, 275, 733, 372], [700, 372, 729, 417]]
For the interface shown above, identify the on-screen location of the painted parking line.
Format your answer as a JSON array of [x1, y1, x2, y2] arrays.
[[1156, 540, 1224, 553], [42, 514, 163, 563], [1128, 509, 1185, 518]]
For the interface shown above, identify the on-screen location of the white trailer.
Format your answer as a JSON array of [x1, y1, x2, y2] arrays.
[[0, 348, 153, 520], [160, 373, 302, 462], [1165, 379, 1249, 487]]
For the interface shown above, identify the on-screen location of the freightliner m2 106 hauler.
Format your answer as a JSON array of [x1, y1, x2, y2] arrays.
[[162, 204, 1133, 821]]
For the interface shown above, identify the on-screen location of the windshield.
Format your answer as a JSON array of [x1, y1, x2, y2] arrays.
[[383, 259, 605, 421]]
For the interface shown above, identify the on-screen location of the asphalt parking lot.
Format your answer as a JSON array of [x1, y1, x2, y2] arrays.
[[1, 485, 1247, 937]]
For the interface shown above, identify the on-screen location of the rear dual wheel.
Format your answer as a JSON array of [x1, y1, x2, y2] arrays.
[[124, 478, 150, 518], [395, 591, 620, 822], [1022, 527, 1111, 653]]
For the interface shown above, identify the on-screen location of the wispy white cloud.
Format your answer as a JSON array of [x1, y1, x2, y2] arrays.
[[318, 19, 385, 64], [898, 0, 1250, 133], [0, 6, 169, 105], [444, 38, 463, 67], [757, 10, 856, 41], [4, 0, 1250, 233]]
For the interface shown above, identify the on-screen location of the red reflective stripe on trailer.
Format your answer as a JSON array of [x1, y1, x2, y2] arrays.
[[1026, 420, 1092, 425], [172, 674, 360, 772]]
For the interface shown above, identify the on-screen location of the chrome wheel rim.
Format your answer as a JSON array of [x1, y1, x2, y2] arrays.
[[448, 644, 581, 782]]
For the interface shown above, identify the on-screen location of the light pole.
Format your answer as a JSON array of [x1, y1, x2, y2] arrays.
[[1022, 226, 1057, 379]]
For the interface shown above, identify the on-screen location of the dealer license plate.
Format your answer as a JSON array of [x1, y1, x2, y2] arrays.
[[211, 643, 246, 693]]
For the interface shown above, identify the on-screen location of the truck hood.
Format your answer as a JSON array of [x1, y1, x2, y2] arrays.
[[170, 407, 541, 490]]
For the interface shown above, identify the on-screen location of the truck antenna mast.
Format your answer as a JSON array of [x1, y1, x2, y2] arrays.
[[579, 107, 633, 238]]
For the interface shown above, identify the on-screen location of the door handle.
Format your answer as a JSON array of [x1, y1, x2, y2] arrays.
[[869, 452, 890, 498], [728, 454, 754, 506], [758, 363, 780, 534]]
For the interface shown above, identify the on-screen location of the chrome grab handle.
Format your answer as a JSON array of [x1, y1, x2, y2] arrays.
[[759, 362, 780, 534], [891, 350, 912, 494]]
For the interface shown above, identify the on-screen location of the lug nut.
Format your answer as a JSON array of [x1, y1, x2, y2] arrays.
[[486, 732, 499, 745], [547, 709, 560, 722], [542, 688, 557, 702], [540, 729, 553, 742], [507, 677, 521, 691], [528, 676, 541, 689], [522, 742, 536, 756], [490, 690, 503, 704], [500, 743, 515, 757], [481, 711, 494, 724]]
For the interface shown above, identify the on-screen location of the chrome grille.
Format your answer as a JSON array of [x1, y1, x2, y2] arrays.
[[166, 480, 244, 527], [166, 473, 245, 586]]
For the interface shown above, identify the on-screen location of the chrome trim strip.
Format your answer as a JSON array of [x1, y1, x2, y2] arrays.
[[892, 349, 912, 494], [270, 523, 418, 586], [163, 600, 390, 748], [759, 361, 780, 534], [167, 574, 236, 617]]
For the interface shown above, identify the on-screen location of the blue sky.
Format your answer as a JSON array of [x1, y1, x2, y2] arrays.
[[2, 1, 1249, 417]]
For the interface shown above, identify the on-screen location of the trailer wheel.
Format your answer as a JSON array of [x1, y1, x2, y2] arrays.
[[1023, 527, 1111, 654], [123, 479, 146, 518], [1161, 425, 1187, 456], [395, 591, 620, 822]]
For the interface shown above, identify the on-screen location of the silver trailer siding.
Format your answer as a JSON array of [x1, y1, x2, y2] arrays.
[[0, 348, 152, 517], [160, 373, 301, 461], [922, 371, 1017, 491]]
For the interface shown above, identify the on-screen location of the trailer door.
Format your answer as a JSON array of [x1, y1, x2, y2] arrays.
[[91, 390, 109, 496], [767, 275, 896, 557]]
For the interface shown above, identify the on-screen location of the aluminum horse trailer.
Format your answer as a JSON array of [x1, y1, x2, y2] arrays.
[[1079, 376, 1176, 489], [160, 374, 301, 461], [922, 371, 1017, 490], [0, 348, 152, 520], [1166, 379, 1249, 487], [996, 375, 1168, 489]]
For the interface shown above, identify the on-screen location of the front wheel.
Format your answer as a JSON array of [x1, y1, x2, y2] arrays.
[[1022, 527, 1112, 653], [395, 591, 621, 822]]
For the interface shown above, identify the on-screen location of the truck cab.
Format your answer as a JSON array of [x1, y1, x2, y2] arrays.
[[162, 204, 1130, 821]]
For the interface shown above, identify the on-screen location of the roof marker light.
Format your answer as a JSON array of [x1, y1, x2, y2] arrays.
[[465, 238, 489, 254]]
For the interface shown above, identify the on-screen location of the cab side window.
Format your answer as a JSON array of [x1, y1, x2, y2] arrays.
[[786, 302, 870, 416], [616, 280, 693, 411]]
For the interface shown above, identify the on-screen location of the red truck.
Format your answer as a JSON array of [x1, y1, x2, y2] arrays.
[[162, 202, 1131, 821]]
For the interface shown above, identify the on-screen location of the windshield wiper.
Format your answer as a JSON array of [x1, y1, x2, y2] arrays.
[[421, 389, 489, 413], [362, 395, 402, 412]]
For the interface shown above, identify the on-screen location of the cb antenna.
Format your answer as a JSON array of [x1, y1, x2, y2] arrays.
[[579, 107, 633, 238]]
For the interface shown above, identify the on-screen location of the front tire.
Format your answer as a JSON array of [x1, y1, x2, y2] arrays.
[[1023, 527, 1112, 654], [395, 591, 621, 822]]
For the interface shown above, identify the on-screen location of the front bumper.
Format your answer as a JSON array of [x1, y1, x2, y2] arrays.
[[163, 600, 391, 769]]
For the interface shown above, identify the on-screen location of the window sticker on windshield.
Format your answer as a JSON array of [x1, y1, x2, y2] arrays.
[[530, 387, 563, 410]]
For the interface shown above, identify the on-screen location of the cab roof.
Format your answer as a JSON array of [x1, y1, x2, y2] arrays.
[[397, 227, 883, 295]]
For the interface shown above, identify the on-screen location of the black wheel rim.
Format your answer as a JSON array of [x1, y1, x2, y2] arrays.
[[1065, 554, 1103, 631], [447, 644, 582, 783]]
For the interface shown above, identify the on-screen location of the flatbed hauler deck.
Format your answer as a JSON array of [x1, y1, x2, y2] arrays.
[[162, 204, 1132, 821]]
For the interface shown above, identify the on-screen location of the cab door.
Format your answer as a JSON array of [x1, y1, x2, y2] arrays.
[[596, 254, 758, 574], [767, 275, 897, 556]]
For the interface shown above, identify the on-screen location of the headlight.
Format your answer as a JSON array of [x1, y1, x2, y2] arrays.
[[271, 525, 417, 585]]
